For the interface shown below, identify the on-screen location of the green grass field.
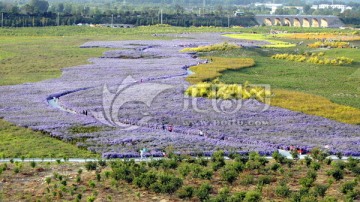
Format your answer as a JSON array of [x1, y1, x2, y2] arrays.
[[0, 36, 111, 85], [196, 37, 360, 124], [213, 48, 360, 109], [0, 118, 98, 158]]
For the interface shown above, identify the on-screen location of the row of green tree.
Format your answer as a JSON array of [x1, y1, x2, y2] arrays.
[[1, 0, 360, 27], [0, 12, 257, 27], [3, 0, 360, 17]]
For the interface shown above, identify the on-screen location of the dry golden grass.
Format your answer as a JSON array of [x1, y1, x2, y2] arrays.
[[186, 57, 255, 84], [224, 33, 296, 48], [188, 56, 360, 125], [181, 42, 240, 52], [307, 41, 351, 48], [272, 89, 360, 125], [277, 33, 360, 41], [271, 53, 354, 66]]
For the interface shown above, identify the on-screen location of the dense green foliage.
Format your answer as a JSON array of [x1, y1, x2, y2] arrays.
[[2, 0, 360, 27], [0, 149, 360, 201]]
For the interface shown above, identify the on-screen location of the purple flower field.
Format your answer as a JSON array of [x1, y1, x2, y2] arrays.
[[0, 33, 359, 158]]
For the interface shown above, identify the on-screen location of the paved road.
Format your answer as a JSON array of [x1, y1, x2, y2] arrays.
[[0, 152, 358, 163], [0, 158, 162, 163]]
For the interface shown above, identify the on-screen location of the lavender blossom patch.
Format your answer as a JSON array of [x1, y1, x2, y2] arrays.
[[0, 33, 359, 158]]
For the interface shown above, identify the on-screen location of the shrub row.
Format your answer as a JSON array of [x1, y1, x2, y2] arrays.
[[185, 80, 270, 101], [307, 41, 351, 48], [181, 42, 240, 52], [271, 52, 354, 66], [185, 57, 255, 84]]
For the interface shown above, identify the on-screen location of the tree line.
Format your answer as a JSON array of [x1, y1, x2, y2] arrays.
[[1, 0, 360, 27], [0, 12, 257, 27], [0, 0, 258, 27]]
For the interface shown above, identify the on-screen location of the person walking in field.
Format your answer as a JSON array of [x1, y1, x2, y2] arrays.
[[140, 148, 147, 159], [168, 124, 173, 132], [162, 151, 167, 158], [198, 130, 204, 136], [140, 149, 144, 159]]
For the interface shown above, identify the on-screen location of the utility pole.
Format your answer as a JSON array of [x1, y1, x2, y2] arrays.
[[160, 9, 163, 24], [111, 14, 114, 27], [228, 14, 230, 28], [1, 12, 3, 27], [57, 12, 60, 26], [203, 0, 206, 16]]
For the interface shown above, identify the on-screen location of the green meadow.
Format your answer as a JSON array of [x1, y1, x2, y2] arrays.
[[196, 34, 360, 124], [0, 118, 98, 158], [209, 47, 360, 109]]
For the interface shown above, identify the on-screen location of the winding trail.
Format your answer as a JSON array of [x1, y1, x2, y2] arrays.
[[43, 44, 283, 154], [46, 56, 196, 115]]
